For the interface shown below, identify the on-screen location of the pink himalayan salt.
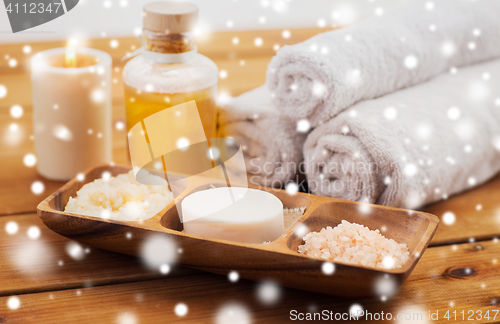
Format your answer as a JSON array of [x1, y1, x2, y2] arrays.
[[298, 220, 409, 269]]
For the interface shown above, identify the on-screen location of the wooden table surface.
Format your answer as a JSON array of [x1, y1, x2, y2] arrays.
[[1, 28, 500, 323]]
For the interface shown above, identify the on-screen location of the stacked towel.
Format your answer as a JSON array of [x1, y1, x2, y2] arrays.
[[267, 0, 500, 127], [217, 86, 307, 187], [303, 59, 500, 208]]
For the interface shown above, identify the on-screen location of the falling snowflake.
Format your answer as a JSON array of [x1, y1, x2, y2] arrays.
[[349, 304, 364, 319], [159, 264, 170, 275], [23, 153, 36, 167], [346, 69, 362, 87], [219, 70, 228, 79], [441, 211, 456, 225], [103, 0, 112, 8], [176, 137, 190, 150], [256, 281, 281, 305], [321, 262, 335, 275], [447, 107, 461, 120], [53, 125, 73, 141], [7, 296, 20, 310], [295, 224, 309, 237], [416, 124, 432, 139], [174, 303, 188, 317], [282, 30, 291, 39], [140, 234, 178, 270], [331, 5, 356, 25], [454, 120, 476, 141], [404, 55, 418, 69], [31, 181, 45, 195], [285, 182, 299, 195], [5, 221, 19, 235], [382, 256, 395, 269], [271, 0, 289, 15], [8, 123, 20, 134], [27, 226, 41, 240], [492, 136, 500, 151], [141, 84, 154, 93], [10, 105, 23, 119], [404, 164, 418, 177], [296, 119, 310, 133], [396, 306, 428, 324], [218, 92, 231, 105], [66, 241, 85, 260], [312, 82, 326, 96], [101, 171, 111, 182], [228, 271, 239, 282], [76, 173, 85, 182], [0, 84, 7, 98], [358, 201, 372, 215], [8, 58, 17, 68], [374, 275, 397, 296], [215, 303, 251, 324], [91, 88, 106, 103], [115, 121, 125, 131], [117, 312, 137, 324], [384, 107, 398, 120], [440, 41, 456, 57], [254, 38, 263, 47]]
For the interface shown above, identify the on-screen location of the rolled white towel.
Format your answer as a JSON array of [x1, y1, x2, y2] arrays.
[[267, 0, 500, 127], [217, 86, 307, 187], [303, 59, 500, 209]]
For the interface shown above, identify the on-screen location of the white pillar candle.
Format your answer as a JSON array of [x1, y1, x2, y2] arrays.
[[31, 47, 112, 181], [182, 187, 284, 244]]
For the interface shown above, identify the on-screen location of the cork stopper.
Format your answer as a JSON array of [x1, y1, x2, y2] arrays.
[[143, 1, 198, 34]]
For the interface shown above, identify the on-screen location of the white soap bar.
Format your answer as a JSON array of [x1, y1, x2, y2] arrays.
[[182, 187, 284, 244]]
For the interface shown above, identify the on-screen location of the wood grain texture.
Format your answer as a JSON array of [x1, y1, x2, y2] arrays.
[[0, 213, 198, 297], [1, 239, 499, 324], [424, 174, 500, 246], [0, 27, 499, 322]]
